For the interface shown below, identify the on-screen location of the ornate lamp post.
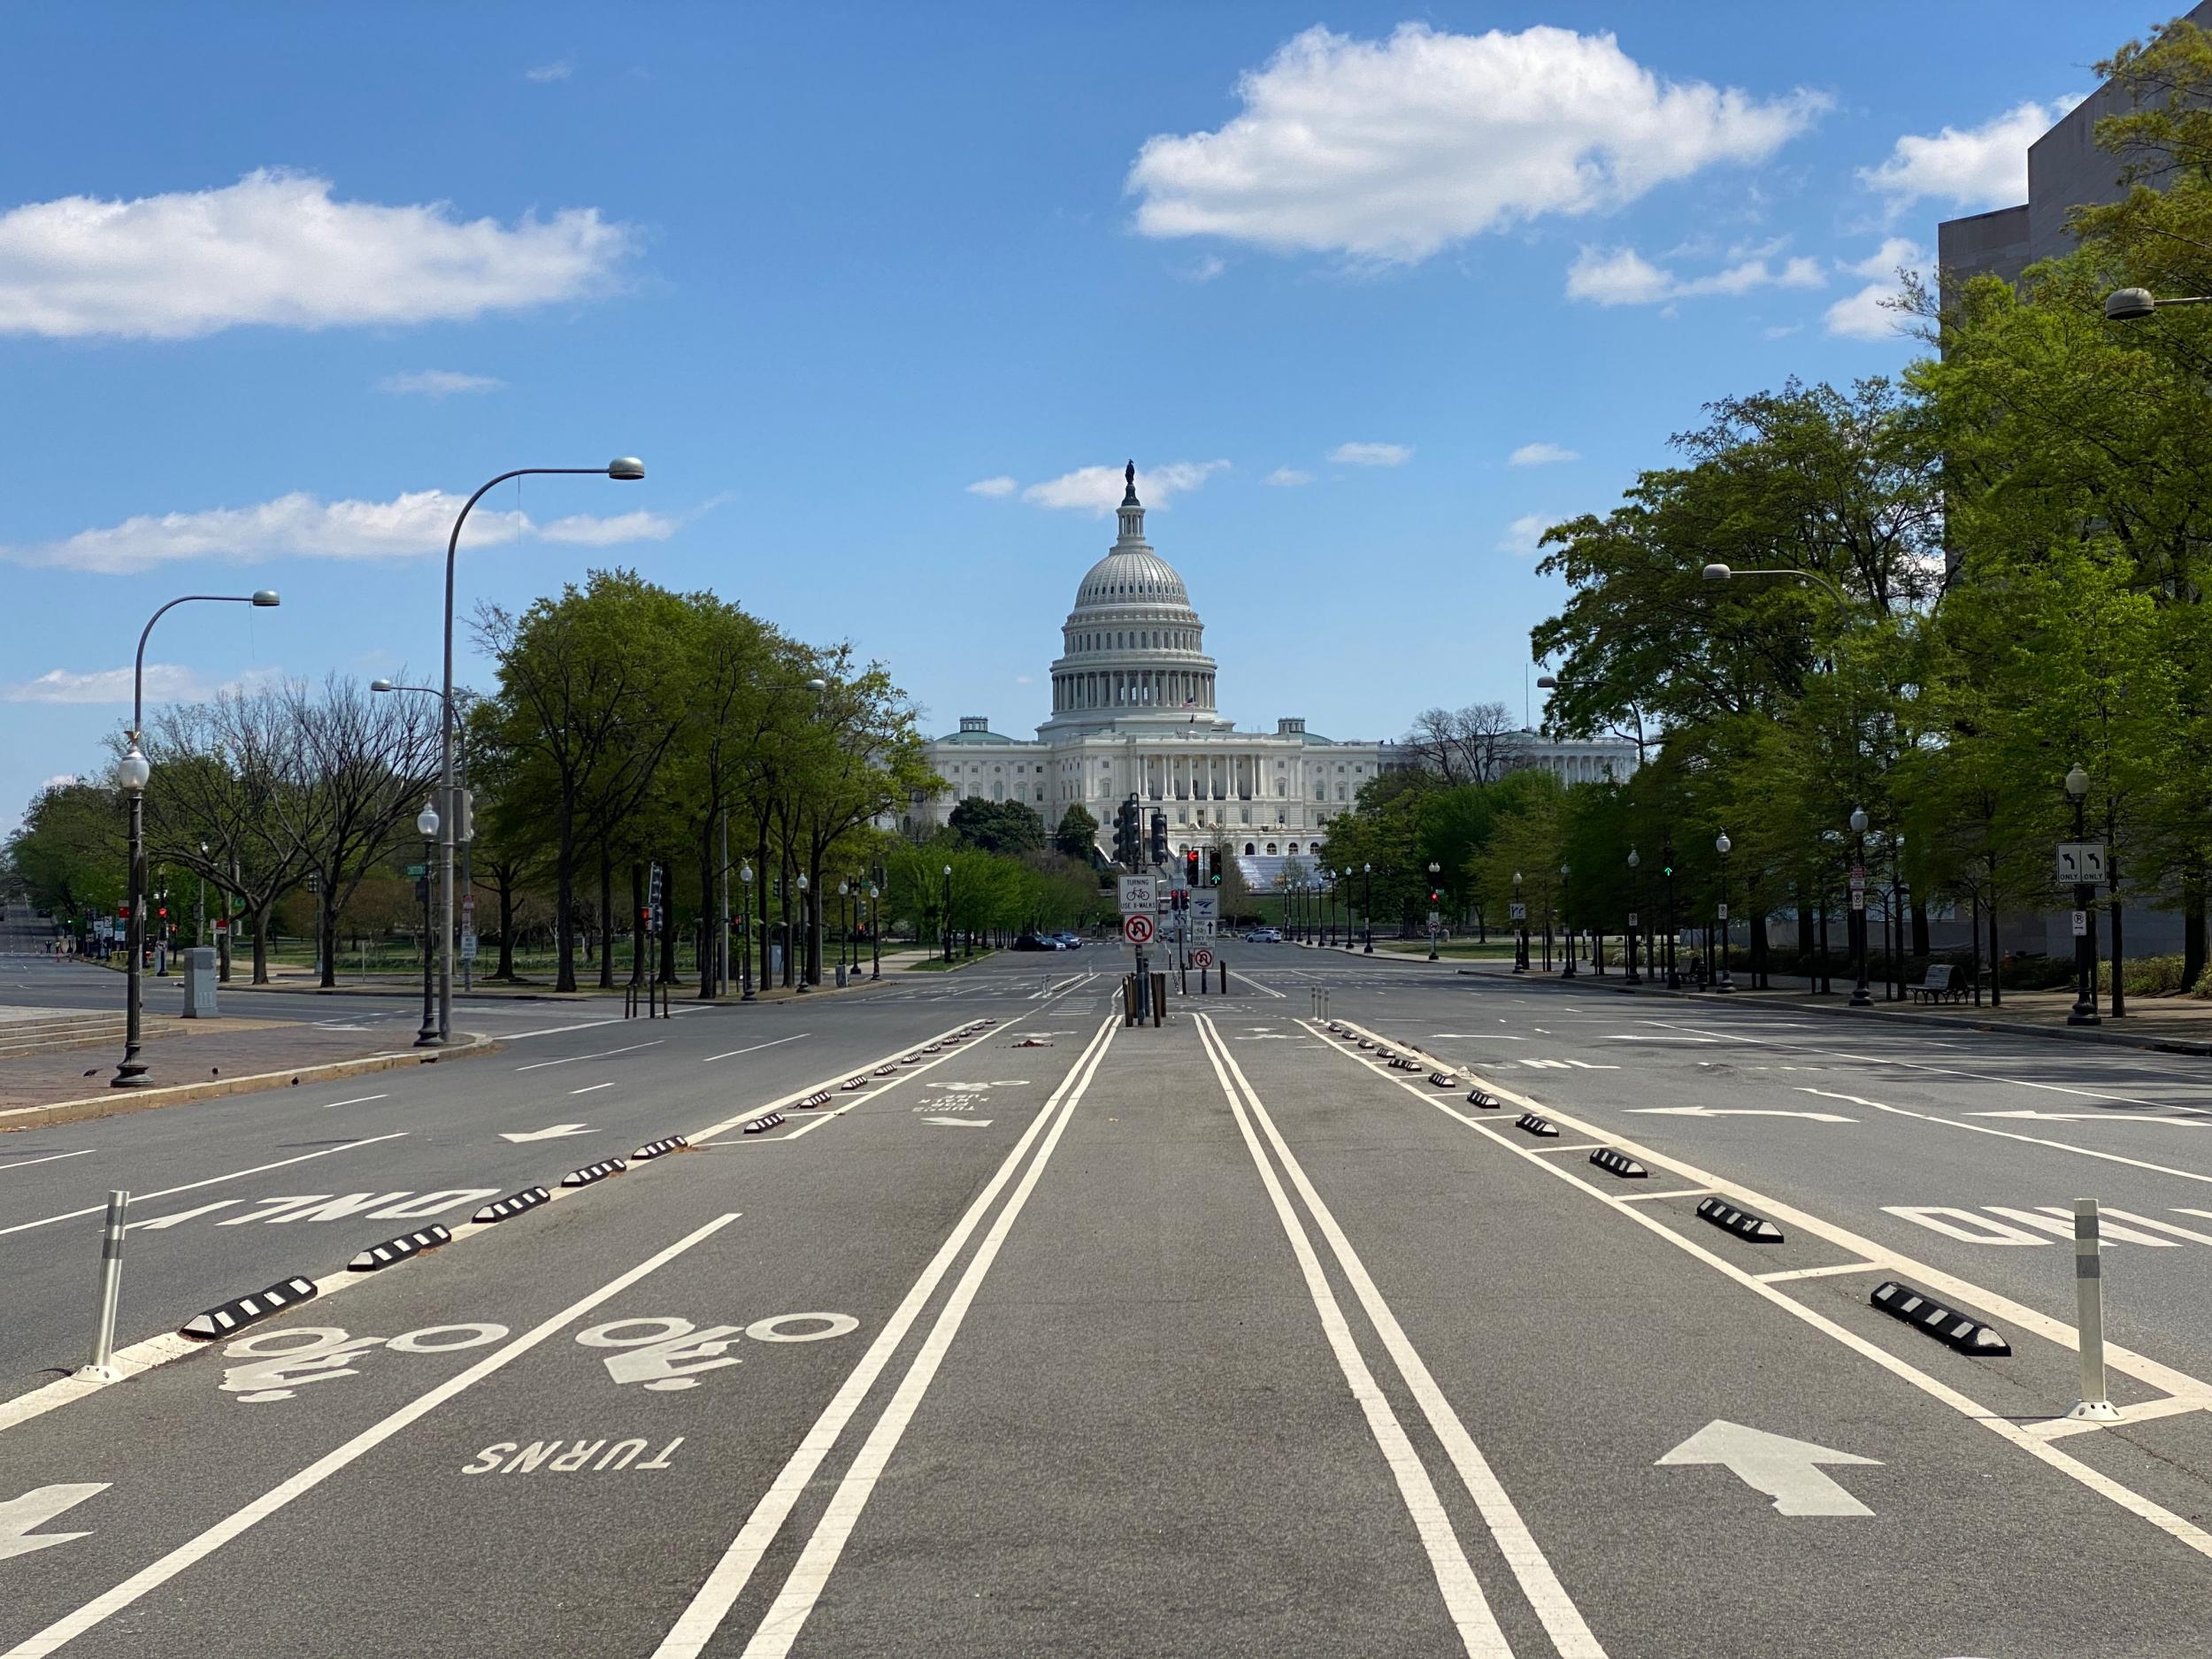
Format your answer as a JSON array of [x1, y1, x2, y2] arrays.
[[795, 872, 811, 992], [1663, 835, 1680, 990], [1426, 861, 1441, 960], [1559, 863, 1576, 978], [1362, 862, 1373, 953], [1512, 871, 1527, 973], [1848, 808, 1872, 1007], [739, 863, 757, 1001], [413, 800, 441, 1046], [941, 864, 954, 964], [1624, 848, 1641, 986], [2066, 764, 2100, 1025], [869, 881, 882, 979]]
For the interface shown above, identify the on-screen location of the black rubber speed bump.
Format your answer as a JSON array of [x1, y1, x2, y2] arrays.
[[1696, 1196, 1784, 1244], [1356, 1040, 1375, 1049], [1430, 1071, 1456, 1087], [631, 1136, 687, 1161], [348, 1225, 452, 1272], [472, 1187, 551, 1225], [1514, 1112, 1561, 1138], [562, 1158, 627, 1187], [797, 1090, 833, 1110], [742, 1111, 787, 1135], [182, 1276, 319, 1339], [842, 1077, 867, 1091], [1466, 1088, 1502, 1110], [1588, 1148, 1648, 1179], [873, 1065, 896, 1077], [925, 1042, 942, 1052], [1871, 1279, 2011, 1356]]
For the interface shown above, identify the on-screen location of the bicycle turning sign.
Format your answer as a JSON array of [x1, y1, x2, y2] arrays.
[[1123, 913, 1156, 946]]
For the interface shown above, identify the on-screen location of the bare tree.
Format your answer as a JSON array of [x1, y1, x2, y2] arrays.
[[1404, 702, 1523, 785]]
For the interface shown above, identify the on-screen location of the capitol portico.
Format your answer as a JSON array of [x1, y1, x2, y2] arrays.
[[910, 464, 1637, 867], [912, 465, 1379, 863]]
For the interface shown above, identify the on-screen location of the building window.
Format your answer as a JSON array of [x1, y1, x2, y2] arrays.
[[1265, 842, 1278, 856], [1288, 842, 1301, 854], [1244, 842, 1256, 856]]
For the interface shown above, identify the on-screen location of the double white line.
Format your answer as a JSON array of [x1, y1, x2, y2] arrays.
[[1193, 1012, 1604, 1659], [654, 1013, 1121, 1658]]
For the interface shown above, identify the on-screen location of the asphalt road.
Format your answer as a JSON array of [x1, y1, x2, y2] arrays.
[[3, 941, 2209, 1656]]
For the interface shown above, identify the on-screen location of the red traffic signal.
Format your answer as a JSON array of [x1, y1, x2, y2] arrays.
[[1428, 888, 1440, 905], [1184, 849, 1199, 886], [157, 906, 169, 920], [639, 908, 652, 925]]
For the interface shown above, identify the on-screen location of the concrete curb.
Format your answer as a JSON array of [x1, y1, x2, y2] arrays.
[[0, 1029, 501, 1132], [1455, 965, 2212, 1057]]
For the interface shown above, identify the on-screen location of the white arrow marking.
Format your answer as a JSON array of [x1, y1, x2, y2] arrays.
[[0, 1484, 109, 1560], [1629, 1106, 1855, 1123], [497, 1124, 598, 1143], [921, 1117, 993, 1128], [1656, 1420, 1878, 1516], [1967, 1110, 2209, 1126]]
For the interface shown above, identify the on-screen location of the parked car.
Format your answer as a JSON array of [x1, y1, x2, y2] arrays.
[[1246, 926, 1281, 943], [1050, 932, 1083, 949], [1013, 933, 1064, 951]]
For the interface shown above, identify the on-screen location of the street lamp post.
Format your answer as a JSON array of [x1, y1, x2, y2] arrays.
[[2066, 764, 2101, 1025], [795, 872, 811, 992], [1362, 863, 1374, 953], [111, 588, 280, 1088], [413, 800, 440, 1046], [942, 864, 954, 963], [870, 881, 882, 979], [1848, 807, 1872, 1008], [1713, 832, 1735, 993], [1624, 848, 1641, 986], [1559, 864, 1576, 978], [739, 863, 756, 1001], [1662, 836, 1680, 990], [1512, 871, 1527, 973], [434, 460, 642, 1035]]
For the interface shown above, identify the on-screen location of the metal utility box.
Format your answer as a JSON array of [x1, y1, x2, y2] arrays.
[[181, 947, 219, 1018]]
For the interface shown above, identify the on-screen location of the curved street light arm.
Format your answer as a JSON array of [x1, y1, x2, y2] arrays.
[[134, 593, 269, 736]]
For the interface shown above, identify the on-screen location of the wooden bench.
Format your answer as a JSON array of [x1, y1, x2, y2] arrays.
[[1909, 964, 1967, 1005]]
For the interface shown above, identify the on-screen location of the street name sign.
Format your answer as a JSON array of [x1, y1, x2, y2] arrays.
[[1118, 876, 1155, 915]]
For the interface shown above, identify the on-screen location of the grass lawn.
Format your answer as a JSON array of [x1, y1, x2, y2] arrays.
[[907, 949, 997, 972]]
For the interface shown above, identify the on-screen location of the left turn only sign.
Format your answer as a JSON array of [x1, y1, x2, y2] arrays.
[[1123, 913, 1156, 945]]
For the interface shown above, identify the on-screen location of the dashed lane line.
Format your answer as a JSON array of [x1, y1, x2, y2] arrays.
[[701, 1033, 810, 1064], [653, 1018, 1119, 1658], [1796, 1087, 2212, 1187], [0, 1213, 740, 1659], [1196, 1014, 1594, 1659], [0, 1149, 94, 1172], [512, 1039, 664, 1072], [0, 1133, 412, 1240]]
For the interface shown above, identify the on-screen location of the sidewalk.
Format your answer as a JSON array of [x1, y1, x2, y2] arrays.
[[1457, 958, 2212, 1056]]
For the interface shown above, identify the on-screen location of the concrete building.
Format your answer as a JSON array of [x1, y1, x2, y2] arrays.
[[1939, 4, 2212, 289], [910, 465, 1640, 879]]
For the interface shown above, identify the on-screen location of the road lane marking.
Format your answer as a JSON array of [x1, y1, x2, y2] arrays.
[[701, 1033, 810, 1064], [1616, 1187, 1714, 1202], [319, 1094, 388, 1110], [513, 1040, 664, 1072], [0, 1150, 93, 1172], [1798, 1087, 2212, 1187], [498, 1018, 623, 1040], [730, 1021, 1118, 1659], [0, 1213, 741, 1658], [1202, 1014, 1604, 1656], [0, 1133, 412, 1239], [1313, 1018, 2212, 1542], [1755, 1263, 1884, 1284], [654, 1018, 1118, 1659], [1229, 971, 1287, 999], [571, 1081, 617, 1095]]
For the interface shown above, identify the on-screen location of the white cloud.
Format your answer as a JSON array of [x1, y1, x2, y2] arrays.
[[1265, 467, 1314, 487], [1127, 23, 1827, 263], [1509, 442, 1579, 467], [965, 475, 1018, 498], [3, 488, 677, 574], [4, 663, 279, 704], [526, 59, 573, 82], [1825, 239, 1929, 342], [1497, 514, 1548, 557], [0, 169, 633, 339], [1330, 442, 1411, 467], [1763, 323, 1802, 340], [41, 773, 78, 790], [1021, 460, 1228, 513], [376, 369, 505, 398], [1567, 245, 1824, 306], [1014, 674, 1035, 685], [1860, 96, 2082, 214], [1183, 254, 1227, 282]]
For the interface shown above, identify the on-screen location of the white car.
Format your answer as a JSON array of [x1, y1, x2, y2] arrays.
[[1246, 926, 1282, 943]]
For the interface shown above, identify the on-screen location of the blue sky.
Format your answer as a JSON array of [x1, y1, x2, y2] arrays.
[[0, 2, 2125, 828]]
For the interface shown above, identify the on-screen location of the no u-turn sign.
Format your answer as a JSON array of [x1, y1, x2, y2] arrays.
[[1123, 913, 1155, 945]]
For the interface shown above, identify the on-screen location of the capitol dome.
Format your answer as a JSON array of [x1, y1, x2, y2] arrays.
[[1042, 464, 1228, 733]]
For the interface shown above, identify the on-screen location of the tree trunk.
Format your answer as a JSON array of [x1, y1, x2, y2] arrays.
[[598, 843, 616, 990], [806, 847, 825, 985], [1910, 899, 1930, 960], [2186, 871, 2207, 995], [319, 884, 340, 988], [1986, 874, 2002, 1008], [1797, 900, 1815, 987], [658, 885, 678, 984], [2109, 865, 2126, 1018], [1751, 913, 1769, 989], [495, 873, 516, 980], [555, 790, 579, 994], [251, 905, 273, 985], [698, 826, 718, 1000], [631, 861, 647, 986]]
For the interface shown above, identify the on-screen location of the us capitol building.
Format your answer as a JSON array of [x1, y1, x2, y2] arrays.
[[910, 464, 1632, 868]]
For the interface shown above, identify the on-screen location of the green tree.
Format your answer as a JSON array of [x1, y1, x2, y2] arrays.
[[1053, 803, 1100, 860]]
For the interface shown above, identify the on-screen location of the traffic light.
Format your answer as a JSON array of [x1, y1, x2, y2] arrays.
[[1148, 812, 1169, 866], [456, 787, 476, 845], [1114, 796, 1140, 867], [1185, 849, 1199, 889], [1428, 886, 1440, 905], [1209, 848, 1223, 887]]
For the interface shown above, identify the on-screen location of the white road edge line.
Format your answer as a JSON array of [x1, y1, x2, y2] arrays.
[[1314, 1018, 2212, 1559], [1796, 1087, 2212, 1188], [0, 1132, 412, 1240], [1, 1211, 740, 1659], [496, 1018, 622, 1040], [1204, 1014, 1603, 1659], [653, 1016, 1119, 1659], [0, 1149, 95, 1172], [1755, 1263, 1884, 1284]]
